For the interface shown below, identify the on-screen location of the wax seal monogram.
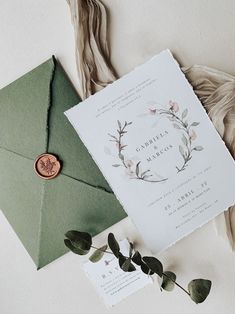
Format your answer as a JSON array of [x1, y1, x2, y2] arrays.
[[34, 153, 61, 180]]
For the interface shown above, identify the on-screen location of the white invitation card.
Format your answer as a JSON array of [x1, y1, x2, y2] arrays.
[[65, 50, 235, 253], [83, 239, 152, 307]]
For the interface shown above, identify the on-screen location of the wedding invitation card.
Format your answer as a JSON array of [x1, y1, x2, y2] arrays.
[[65, 50, 235, 253]]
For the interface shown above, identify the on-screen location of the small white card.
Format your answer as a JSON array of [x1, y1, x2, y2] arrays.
[[83, 239, 152, 307], [65, 50, 235, 253]]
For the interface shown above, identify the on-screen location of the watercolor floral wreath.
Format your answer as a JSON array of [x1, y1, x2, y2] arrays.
[[108, 100, 203, 183]]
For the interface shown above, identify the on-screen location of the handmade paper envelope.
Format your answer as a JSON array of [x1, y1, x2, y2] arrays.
[[0, 57, 126, 269]]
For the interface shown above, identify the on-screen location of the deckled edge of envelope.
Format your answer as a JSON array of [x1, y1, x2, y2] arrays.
[[36, 57, 56, 268]]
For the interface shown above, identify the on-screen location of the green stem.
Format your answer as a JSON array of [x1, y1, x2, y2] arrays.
[[163, 272, 190, 296], [91, 245, 113, 255]]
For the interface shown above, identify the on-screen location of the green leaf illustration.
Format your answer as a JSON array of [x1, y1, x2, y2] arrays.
[[182, 134, 188, 146], [188, 279, 212, 304], [182, 108, 188, 119], [161, 271, 177, 291], [141, 170, 150, 177], [135, 161, 141, 176], [112, 164, 121, 167], [108, 233, 120, 257], [89, 245, 108, 263], [179, 145, 185, 159], [117, 120, 121, 130], [108, 134, 118, 140], [118, 153, 124, 160], [142, 256, 163, 277], [191, 122, 200, 127], [194, 146, 204, 151]]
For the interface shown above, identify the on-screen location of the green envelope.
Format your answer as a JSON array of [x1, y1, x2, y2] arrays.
[[0, 56, 126, 269]]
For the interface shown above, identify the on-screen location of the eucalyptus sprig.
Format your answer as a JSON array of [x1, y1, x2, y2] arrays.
[[64, 230, 211, 304]]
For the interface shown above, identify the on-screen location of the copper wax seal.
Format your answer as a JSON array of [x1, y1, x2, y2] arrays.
[[34, 153, 61, 180]]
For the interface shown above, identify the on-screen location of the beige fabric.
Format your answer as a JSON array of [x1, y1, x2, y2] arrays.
[[67, 1, 235, 249], [183, 65, 235, 250], [66, 0, 117, 99]]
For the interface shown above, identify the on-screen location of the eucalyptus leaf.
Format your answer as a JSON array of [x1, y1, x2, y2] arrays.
[[118, 253, 126, 267], [89, 245, 107, 263], [108, 233, 120, 257], [142, 256, 163, 277], [127, 263, 136, 272], [182, 108, 188, 119], [161, 271, 176, 291], [194, 146, 204, 151], [140, 261, 154, 275], [191, 122, 200, 127], [64, 239, 89, 255], [65, 230, 92, 251], [112, 164, 121, 167], [132, 251, 142, 266], [188, 279, 212, 304], [122, 258, 136, 272], [119, 254, 136, 272], [117, 120, 121, 130]]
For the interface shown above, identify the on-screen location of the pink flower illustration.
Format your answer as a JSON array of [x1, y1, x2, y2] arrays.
[[169, 100, 179, 113], [190, 130, 197, 141], [148, 108, 157, 115]]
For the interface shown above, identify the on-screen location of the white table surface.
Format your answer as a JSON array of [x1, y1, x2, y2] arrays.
[[1, 1, 235, 314]]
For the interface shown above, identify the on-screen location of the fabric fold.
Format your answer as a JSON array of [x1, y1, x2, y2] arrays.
[[183, 65, 235, 250], [67, 0, 117, 99]]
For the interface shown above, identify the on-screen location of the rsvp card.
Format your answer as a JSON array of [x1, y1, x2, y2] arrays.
[[83, 239, 152, 307], [65, 50, 235, 253]]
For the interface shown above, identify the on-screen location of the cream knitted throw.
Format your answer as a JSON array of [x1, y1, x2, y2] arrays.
[[67, 0, 235, 250]]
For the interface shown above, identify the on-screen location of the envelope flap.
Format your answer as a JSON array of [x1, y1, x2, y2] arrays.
[[0, 58, 55, 158], [47, 59, 111, 190]]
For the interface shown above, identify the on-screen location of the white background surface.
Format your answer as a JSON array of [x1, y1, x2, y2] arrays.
[[0, 1, 235, 313]]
